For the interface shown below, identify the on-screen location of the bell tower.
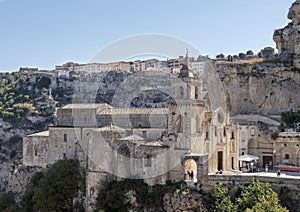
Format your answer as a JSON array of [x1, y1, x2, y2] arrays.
[[167, 55, 206, 153]]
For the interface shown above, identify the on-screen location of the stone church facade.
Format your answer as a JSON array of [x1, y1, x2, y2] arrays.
[[23, 66, 240, 207]]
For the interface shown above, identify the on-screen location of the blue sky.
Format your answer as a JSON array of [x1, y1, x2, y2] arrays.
[[0, 0, 295, 72]]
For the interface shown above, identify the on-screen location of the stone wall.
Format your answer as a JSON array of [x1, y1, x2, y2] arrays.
[[23, 132, 49, 168], [275, 132, 300, 166], [57, 105, 104, 127], [97, 113, 168, 129], [238, 125, 258, 156], [247, 129, 274, 167]]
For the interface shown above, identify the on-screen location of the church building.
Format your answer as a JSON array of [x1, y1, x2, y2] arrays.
[[23, 63, 240, 207]]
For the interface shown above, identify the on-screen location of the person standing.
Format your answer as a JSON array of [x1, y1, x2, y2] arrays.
[[250, 162, 254, 172], [187, 171, 190, 180], [265, 163, 269, 172]]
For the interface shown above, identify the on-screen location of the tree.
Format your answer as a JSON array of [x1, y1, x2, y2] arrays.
[[246, 50, 254, 55], [210, 183, 235, 212], [0, 192, 17, 211], [258, 47, 275, 59], [236, 179, 288, 212], [21, 159, 85, 212], [278, 186, 296, 211], [9, 150, 17, 159], [239, 53, 246, 59], [197, 55, 210, 61], [208, 179, 287, 212], [21, 172, 44, 211], [95, 179, 180, 211], [216, 54, 225, 59], [281, 111, 300, 128], [258, 52, 262, 58], [36, 76, 51, 89]]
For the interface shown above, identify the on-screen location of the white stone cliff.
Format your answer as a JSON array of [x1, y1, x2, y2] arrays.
[[274, 0, 300, 68]]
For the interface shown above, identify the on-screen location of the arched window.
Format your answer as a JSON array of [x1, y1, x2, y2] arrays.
[[205, 130, 209, 140], [231, 131, 235, 139], [176, 114, 183, 133], [90, 187, 95, 197], [145, 154, 152, 167], [179, 86, 184, 99], [195, 86, 198, 99]]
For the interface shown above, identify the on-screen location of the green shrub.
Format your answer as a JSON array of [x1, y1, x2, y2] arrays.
[[0, 192, 16, 211], [95, 179, 180, 211], [13, 103, 33, 111], [281, 111, 300, 128], [36, 76, 51, 89], [271, 132, 279, 140], [9, 150, 17, 159], [0, 110, 14, 119], [8, 135, 22, 145], [21, 159, 85, 212], [23, 95, 30, 101]]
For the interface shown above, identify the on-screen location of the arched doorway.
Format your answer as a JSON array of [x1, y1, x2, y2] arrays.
[[184, 159, 197, 182], [248, 138, 257, 155]]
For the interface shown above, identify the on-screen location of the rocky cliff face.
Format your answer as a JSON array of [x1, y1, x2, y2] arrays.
[[163, 189, 207, 212], [215, 63, 300, 115], [72, 71, 173, 107], [0, 72, 57, 194], [273, 0, 300, 68]]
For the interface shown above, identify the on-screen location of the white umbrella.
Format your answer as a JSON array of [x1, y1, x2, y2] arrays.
[[239, 154, 259, 162]]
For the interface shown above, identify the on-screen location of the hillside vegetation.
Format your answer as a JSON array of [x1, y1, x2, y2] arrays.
[[0, 72, 56, 163]]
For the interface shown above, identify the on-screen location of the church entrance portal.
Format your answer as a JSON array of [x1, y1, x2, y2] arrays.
[[184, 159, 197, 182], [263, 156, 273, 169]]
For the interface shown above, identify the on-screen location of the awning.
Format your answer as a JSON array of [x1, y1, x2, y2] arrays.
[[239, 154, 259, 162]]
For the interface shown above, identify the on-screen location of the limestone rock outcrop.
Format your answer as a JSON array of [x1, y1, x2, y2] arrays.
[[163, 189, 207, 212], [273, 0, 300, 68], [215, 63, 300, 115]]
